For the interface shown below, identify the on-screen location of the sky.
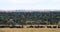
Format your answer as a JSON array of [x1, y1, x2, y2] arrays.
[[0, 0, 60, 11]]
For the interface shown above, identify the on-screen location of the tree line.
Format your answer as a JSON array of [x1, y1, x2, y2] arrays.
[[0, 11, 60, 25]]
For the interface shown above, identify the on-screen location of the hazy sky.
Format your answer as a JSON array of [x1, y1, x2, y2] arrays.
[[0, 0, 60, 11]]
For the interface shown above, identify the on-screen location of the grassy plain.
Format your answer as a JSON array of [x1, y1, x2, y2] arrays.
[[0, 28, 60, 32]]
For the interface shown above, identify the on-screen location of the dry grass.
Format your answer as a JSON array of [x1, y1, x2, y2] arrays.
[[0, 28, 60, 32]]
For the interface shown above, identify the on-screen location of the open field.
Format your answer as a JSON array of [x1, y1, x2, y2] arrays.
[[0, 28, 60, 32]]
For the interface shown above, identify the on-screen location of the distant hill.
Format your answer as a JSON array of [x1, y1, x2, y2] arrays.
[[0, 10, 60, 12]]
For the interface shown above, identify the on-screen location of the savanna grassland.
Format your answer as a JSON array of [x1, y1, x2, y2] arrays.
[[0, 28, 60, 32]]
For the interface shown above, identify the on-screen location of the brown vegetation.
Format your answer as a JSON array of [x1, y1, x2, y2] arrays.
[[0, 28, 60, 32]]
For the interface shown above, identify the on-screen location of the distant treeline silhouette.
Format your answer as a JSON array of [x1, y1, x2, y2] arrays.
[[0, 11, 60, 25]]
